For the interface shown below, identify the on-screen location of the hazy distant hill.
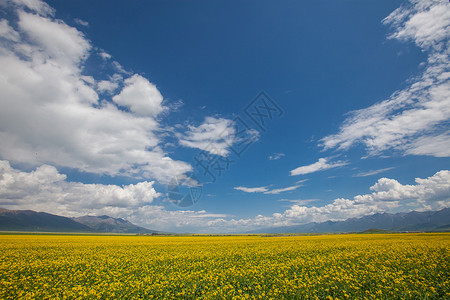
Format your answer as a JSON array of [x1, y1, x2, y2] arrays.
[[0, 208, 92, 232], [250, 208, 450, 233], [72, 215, 158, 234], [0, 208, 157, 233]]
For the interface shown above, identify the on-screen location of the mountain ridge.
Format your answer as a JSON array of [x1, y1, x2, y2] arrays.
[[72, 215, 157, 234], [1, 207, 449, 234], [0, 208, 158, 233], [249, 208, 450, 233]]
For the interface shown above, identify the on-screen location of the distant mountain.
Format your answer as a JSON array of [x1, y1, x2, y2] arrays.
[[250, 208, 450, 233], [0, 208, 92, 232], [72, 215, 158, 234], [0, 208, 158, 233]]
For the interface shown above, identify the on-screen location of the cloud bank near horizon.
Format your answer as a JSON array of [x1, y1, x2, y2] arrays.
[[0, 160, 448, 232]]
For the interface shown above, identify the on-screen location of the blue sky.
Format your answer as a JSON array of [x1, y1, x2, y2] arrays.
[[0, 0, 449, 233]]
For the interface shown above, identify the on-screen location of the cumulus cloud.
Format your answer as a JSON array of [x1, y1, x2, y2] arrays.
[[18, 10, 91, 65], [366, 170, 450, 206], [214, 170, 450, 232], [129, 207, 230, 233], [320, 0, 450, 158], [96, 74, 122, 94], [0, 0, 191, 183], [0, 161, 230, 232], [0, 160, 161, 215], [290, 157, 348, 176], [112, 74, 165, 117]]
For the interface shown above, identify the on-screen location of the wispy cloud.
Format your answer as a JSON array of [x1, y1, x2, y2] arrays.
[[268, 153, 285, 160], [296, 179, 309, 184], [290, 158, 348, 176], [404, 131, 450, 157], [177, 117, 236, 157], [74, 18, 88, 27], [234, 186, 268, 193], [98, 49, 112, 60], [353, 167, 396, 177], [264, 185, 301, 194], [277, 198, 319, 205], [234, 184, 302, 195], [320, 0, 450, 158]]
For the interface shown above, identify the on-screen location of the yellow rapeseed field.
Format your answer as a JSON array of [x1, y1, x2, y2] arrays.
[[0, 233, 448, 299]]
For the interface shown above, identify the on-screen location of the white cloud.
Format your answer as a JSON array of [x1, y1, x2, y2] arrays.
[[353, 167, 396, 177], [211, 170, 450, 232], [0, 161, 231, 233], [268, 153, 285, 160], [234, 186, 268, 193], [177, 117, 236, 156], [2, 0, 54, 17], [128, 207, 232, 233], [0, 19, 20, 41], [0, 161, 233, 233], [320, 0, 450, 158], [112, 60, 130, 75], [234, 184, 302, 195], [366, 171, 450, 206], [263, 185, 301, 195], [18, 10, 91, 65], [98, 49, 111, 60], [290, 157, 348, 176], [0, 160, 161, 214], [96, 73, 122, 94], [277, 199, 319, 205], [1, 161, 448, 233], [384, 1, 450, 49], [97, 80, 119, 94], [74, 18, 88, 27], [404, 131, 450, 157], [112, 74, 165, 117], [0, 0, 191, 183]]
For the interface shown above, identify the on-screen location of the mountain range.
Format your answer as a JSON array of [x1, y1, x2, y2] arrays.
[[250, 208, 450, 233], [0, 208, 158, 233], [1, 207, 449, 234]]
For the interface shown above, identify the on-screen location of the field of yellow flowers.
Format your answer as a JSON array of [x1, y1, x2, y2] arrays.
[[0, 233, 448, 299]]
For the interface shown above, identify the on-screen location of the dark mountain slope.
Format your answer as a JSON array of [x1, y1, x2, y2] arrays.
[[0, 208, 91, 232]]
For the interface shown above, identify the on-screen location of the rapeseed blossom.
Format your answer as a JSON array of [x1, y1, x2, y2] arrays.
[[0, 233, 448, 299]]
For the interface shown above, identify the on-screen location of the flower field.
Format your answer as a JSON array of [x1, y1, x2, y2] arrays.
[[0, 233, 448, 299]]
